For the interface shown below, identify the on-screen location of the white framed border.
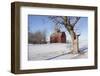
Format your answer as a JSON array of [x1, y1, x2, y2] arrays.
[[20, 6, 95, 70]]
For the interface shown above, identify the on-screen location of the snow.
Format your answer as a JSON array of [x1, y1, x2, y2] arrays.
[[28, 41, 88, 61]]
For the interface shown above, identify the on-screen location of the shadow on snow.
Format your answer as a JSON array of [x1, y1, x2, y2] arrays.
[[46, 46, 88, 60]]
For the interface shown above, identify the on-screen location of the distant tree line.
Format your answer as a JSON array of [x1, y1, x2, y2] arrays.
[[28, 31, 47, 44]]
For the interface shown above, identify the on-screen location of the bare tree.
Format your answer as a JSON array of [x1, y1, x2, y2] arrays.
[[28, 30, 47, 44], [49, 16, 80, 54], [42, 29, 47, 43]]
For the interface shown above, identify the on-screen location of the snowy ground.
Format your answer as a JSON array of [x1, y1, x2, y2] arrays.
[[28, 41, 88, 61]]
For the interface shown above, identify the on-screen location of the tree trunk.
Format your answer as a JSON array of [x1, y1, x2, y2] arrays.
[[70, 31, 79, 54]]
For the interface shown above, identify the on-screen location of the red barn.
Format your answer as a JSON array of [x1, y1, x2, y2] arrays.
[[50, 30, 66, 43]]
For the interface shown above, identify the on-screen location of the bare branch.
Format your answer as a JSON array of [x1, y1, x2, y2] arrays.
[[49, 16, 65, 25], [72, 17, 80, 27], [48, 16, 80, 35]]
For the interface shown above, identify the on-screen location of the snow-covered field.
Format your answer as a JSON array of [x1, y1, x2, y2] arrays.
[[28, 41, 88, 60]]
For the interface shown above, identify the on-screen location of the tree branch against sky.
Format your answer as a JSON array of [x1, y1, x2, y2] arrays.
[[28, 15, 88, 40]]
